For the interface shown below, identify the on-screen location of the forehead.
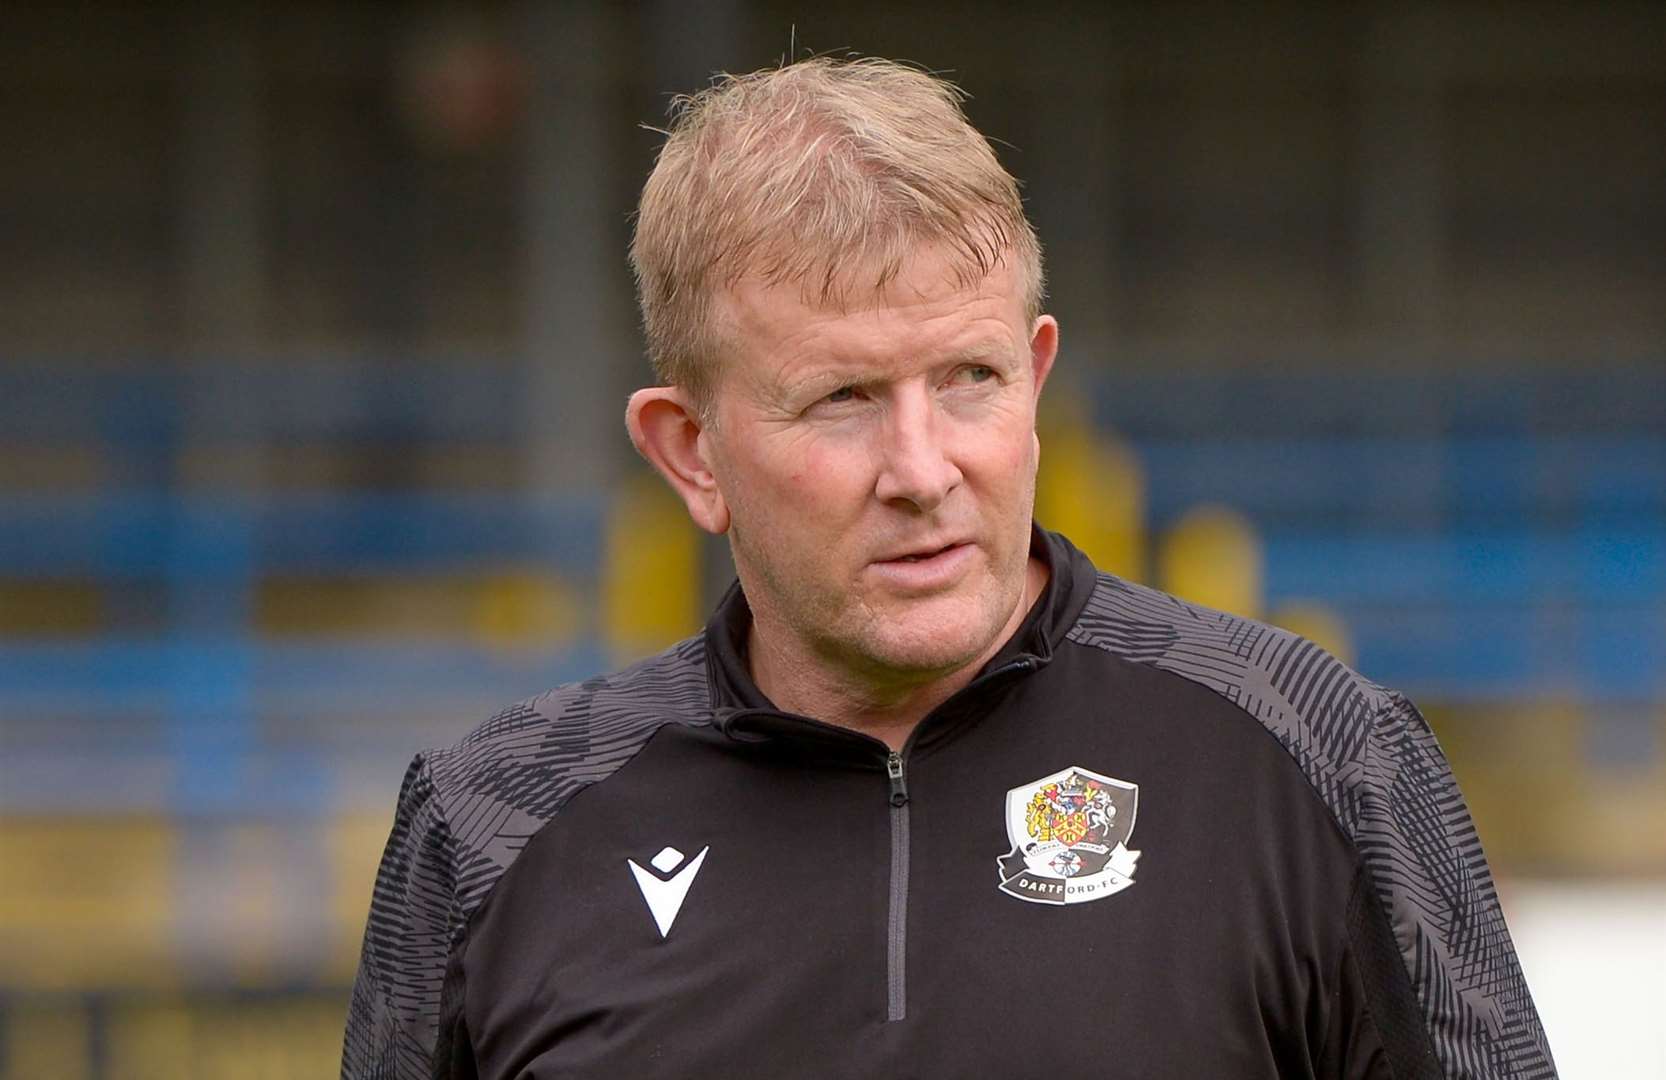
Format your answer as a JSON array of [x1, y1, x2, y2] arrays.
[[711, 247, 1028, 380]]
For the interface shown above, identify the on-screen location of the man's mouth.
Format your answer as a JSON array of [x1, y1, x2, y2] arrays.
[[883, 542, 963, 563], [895, 544, 956, 563], [868, 541, 975, 591]]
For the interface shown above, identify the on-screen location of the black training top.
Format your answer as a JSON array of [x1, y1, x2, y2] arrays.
[[342, 527, 1556, 1079]]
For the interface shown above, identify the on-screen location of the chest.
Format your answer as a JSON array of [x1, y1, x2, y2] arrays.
[[459, 739, 1354, 1078]]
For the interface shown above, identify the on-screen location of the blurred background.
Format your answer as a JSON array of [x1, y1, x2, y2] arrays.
[[1, 1, 1662, 1076]]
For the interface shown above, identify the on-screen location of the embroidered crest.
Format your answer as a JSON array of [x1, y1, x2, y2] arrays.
[[997, 766, 1141, 905]]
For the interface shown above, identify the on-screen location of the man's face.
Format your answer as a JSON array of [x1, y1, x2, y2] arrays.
[[701, 247, 1057, 684]]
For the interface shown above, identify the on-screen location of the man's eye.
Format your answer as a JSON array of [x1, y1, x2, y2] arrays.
[[959, 365, 996, 383], [824, 386, 857, 404]]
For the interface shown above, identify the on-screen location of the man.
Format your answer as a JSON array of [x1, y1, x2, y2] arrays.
[[343, 58, 1555, 1078]]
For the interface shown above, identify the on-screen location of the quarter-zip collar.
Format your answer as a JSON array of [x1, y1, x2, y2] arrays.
[[706, 524, 1099, 749]]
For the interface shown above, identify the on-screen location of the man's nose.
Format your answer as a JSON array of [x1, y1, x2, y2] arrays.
[[873, 390, 962, 512]]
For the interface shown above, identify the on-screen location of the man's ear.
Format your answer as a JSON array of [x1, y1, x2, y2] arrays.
[[625, 386, 730, 535], [1028, 314, 1059, 402]]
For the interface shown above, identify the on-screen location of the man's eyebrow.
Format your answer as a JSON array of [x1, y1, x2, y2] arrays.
[[948, 339, 1016, 364], [772, 366, 864, 407], [777, 339, 1015, 400]]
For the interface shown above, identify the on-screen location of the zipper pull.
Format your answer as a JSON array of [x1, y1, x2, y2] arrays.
[[885, 752, 909, 807]]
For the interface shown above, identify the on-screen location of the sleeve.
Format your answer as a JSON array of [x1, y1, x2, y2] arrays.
[[1335, 690, 1557, 1079], [342, 753, 459, 1080]]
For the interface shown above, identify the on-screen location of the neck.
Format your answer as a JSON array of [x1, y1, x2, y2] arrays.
[[748, 556, 1048, 751]]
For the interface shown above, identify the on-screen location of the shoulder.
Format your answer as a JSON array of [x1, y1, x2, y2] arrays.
[[428, 633, 710, 778], [415, 633, 713, 909], [1068, 570, 1390, 720], [1063, 577, 1554, 1074], [1065, 571, 1429, 840], [345, 638, 713, 1074]]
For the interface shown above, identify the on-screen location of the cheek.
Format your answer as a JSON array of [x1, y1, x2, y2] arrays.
[[788, 441, 870, 500], [964, 417, 1039, 480], [735, 437, 869, 519]]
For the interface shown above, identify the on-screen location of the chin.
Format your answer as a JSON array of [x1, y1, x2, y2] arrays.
[[852, 594, 1009, 676]]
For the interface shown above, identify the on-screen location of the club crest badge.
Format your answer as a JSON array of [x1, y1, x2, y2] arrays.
[[996, 766, 1141, 905]]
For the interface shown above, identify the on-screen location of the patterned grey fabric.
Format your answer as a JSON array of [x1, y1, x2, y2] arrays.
[[341, 636, 711, 1080], [1067, 572, 1556, 1079]]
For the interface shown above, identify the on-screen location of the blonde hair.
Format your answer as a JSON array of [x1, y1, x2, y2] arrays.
[[630, 56, 1045, 408]]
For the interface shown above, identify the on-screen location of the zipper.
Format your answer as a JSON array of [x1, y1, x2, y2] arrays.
[[878, 655, 1036, 1025], [885, 751, 908, 807], [884, 750, 910, 1022], [724, 654, 1043, 1026]]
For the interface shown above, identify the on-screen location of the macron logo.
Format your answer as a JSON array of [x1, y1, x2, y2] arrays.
[[627, 845, 709, 939]]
